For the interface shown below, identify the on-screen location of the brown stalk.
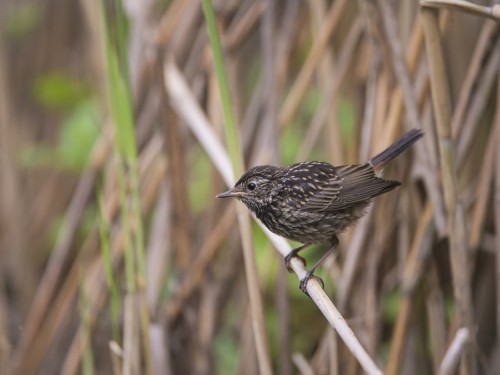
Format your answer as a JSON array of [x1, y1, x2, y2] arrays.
[[164, 84, 192, 271], [155, 0, 199, 45], [0, 33, 20, 375], [123, 294, 140, 375], [13, 170, 97, 366], [359, 5, 380, 163], [146, 182, 172, 314], [451, 20, 499, 137], [223, 2, 264, 49], [495, 68, 500, 341], [376, 0, 421, 132], [279, 0, 348, 128], [457, 40, 500, 166], [425, 260, 448, 373], [468, 123, 498, 250], [421, 6, 476, 374], [383, 16, 424, 143], [193, 283, 218, 375], [166, 206, 235, 322], [337, 208, 375, 311], [386, 203, 434, 375], [297, 15, 363, 163]]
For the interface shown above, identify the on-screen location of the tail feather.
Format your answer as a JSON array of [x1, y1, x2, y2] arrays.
[[370, 129, 423, 169]]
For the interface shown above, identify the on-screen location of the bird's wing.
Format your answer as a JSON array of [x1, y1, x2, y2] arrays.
[[303, 164, 400, 211]]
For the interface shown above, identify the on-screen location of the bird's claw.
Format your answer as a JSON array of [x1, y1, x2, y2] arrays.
[[299, 272, 324, 296], [284, 252, 306, 273]]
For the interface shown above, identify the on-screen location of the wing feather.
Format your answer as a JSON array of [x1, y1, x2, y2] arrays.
[[303, 163, 400, 211]]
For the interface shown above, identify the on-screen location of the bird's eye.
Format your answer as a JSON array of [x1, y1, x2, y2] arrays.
[[247, 182, 256, 191]]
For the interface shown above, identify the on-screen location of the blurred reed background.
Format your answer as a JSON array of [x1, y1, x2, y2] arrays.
[[0, 0, 499, 374]]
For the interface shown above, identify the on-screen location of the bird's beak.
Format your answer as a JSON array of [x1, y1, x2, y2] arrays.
[[216, 189, 246, 198]]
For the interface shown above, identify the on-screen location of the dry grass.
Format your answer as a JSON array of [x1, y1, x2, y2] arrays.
[[0, 0, 499, 374]]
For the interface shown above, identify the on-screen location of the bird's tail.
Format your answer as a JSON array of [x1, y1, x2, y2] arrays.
[[370, 128, 423, 169]]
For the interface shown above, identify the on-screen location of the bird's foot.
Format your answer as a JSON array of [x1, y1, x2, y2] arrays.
[[284, 251, 306, 273], [299, 271, 324, 296]]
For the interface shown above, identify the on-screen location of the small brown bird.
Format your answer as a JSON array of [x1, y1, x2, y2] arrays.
[[217, 129, 423, 293]]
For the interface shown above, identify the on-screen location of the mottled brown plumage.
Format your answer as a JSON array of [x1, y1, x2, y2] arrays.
[[217, 129, 423, 293]]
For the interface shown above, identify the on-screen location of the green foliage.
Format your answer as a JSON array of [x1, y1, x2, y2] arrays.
[[338, 96, 357, 141], [280, 87, 321, 164], [188, 149, 213, 213], [25, 73, 100, 172], [59, 100, 101, 170], [33, 73, 92, 110], [252, 223, 277, 283], [383, 290, 402, 323], [21, 99, 101, 172], [214, 330, 238, 375], [280, 125, 304, 165]]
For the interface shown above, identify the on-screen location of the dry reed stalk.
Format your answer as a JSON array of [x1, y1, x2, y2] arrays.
[[123, 294, 140, 375], [386, 203, 433, 375], [149, 324, 171, 375], [307, 0, 342, 165], [337, 207, 374, 310], [451, 20, 499, 137], [166, 206, 235, 322], [297, 16, 363, 162], [235, 307, 259, 374], [13, 169, 97, 367], [193, 282, 218, 375], [468, 124, 499, 249], [145, 182, 171, 313], [164, 82, 191, 270], [438, 328, 471, 375], [421, 6, 476, 374], [0, 32, 31, 344], [275, 0, 301, 97], [383, 16, 423, 142], [425, 260, 448, 373], [376, 0, 421, 132], [495, 66, 500, 344], [155, 0, 194, 44], [359, 11, 380, 162], [292, 352, 315, 375], [457, 41, 500, 166], [279, 0, 348, 128], [224, 2, 264, 49], [258, 0, 279, 165]]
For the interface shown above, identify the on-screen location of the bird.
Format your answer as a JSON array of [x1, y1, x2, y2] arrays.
[[217, 128, 423, 294]]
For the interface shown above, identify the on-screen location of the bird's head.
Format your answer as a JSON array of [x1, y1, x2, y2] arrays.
[[216, 165, 282, 212]]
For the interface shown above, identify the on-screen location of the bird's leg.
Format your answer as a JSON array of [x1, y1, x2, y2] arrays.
[[284, 243, 311, 273], [299, 236, 339, 294]]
